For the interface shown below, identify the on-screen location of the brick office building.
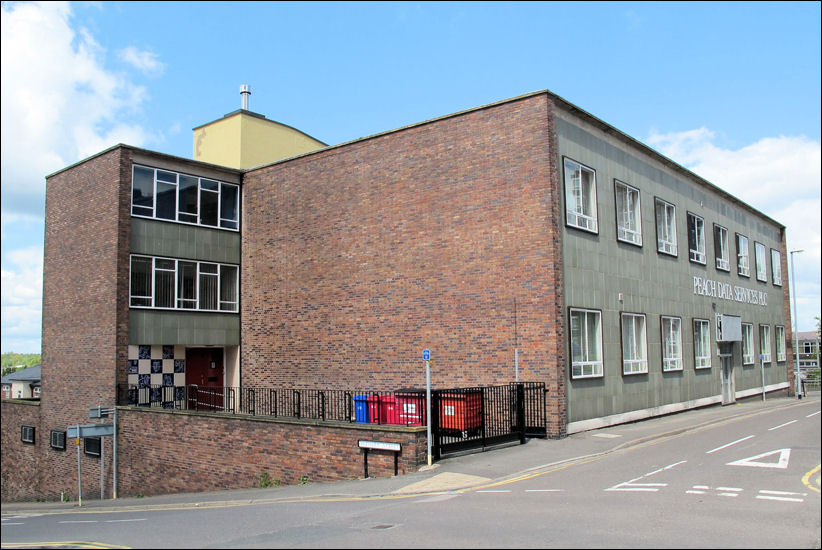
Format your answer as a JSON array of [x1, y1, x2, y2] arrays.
[[2, 89, 793, 501]]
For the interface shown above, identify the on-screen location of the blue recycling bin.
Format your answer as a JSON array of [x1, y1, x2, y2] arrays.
[[354, 394, 370, 423]]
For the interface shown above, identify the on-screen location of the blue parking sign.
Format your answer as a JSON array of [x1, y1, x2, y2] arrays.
[[423, 349, 430, 361]]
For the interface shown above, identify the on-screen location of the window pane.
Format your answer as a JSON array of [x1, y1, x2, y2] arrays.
[[199, 264, 218, 310], [132, 166, 154, 215], [130, 256, 152, 306], [154, 260, 175, 308], [220, 184, 239, 229], [178, 175, 198, 223], [177, 261, 197, 309], [755, 243, 767, 281], [220, 265, 238, 311], [156, 181, 177, 220], [737, 234, 750, 276], [200, 189, 218, 226]]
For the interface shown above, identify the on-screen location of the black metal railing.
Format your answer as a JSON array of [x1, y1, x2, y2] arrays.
[[116, 381, 547, 458]]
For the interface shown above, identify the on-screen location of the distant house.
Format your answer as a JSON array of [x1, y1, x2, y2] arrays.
[[796, 331, 820, 377], [1, 365, 41, 400]]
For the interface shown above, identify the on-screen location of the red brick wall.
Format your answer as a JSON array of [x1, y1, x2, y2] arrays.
[[0, 401, 43, 501], [38, 146, 133, 500], [115, 408, 424, 497], [241, 94, 564, 425]]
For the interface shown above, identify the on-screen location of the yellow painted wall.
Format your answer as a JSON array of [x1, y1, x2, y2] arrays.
[[193, 111, 325, 170]]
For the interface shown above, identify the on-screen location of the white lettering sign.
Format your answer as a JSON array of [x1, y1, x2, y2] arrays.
[[693, 276, 768, 307]]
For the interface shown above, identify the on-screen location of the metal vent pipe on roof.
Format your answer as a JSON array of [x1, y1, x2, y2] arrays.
[[240, 84, 251, 110]]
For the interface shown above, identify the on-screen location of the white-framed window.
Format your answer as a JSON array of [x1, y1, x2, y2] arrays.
[[50, 430, 66, 451], [654, 198, 677, 256], [130, 254, 239, 312], [687, 213, 706, 264], [563, 158, 598, 233], [736, 233, 750, 277], [714, 224, 729, 271], [21, 426, 35, 444], [759, 324, 772, 364], [132, 165, 240, 231], [569, 308, 603, 379], [803, 340, 819, 355], [615, 180, 642, 246], [754, 242, 767, 282], [742, 323, 754, 365], [775, 326, 786, 362], [621, 313, 648, 374], [661, 316, 683, 372], [694, 319, 711, 369], [770, 249, 782, 286]]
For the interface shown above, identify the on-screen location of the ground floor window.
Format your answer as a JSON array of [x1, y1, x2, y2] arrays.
[[661, 316, 683, 371], [760, 325, 772, 364], [775, 326, 786, 362], [742, 323, 754, 365], [570, 308, 603, 379], [621, 313, 648, 374], [694, 319, 711, 369]]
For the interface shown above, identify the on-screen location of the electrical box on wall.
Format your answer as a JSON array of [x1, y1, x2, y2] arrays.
[[716, 314, 742, 342]]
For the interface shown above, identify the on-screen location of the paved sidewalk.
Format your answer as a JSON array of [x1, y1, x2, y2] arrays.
[[3, 393, 817, 516]]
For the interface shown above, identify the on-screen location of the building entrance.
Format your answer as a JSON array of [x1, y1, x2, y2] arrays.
[[185, 348, 225, 410]]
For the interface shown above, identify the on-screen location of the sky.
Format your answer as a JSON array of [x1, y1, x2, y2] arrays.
[[1, 0, 820, 354]]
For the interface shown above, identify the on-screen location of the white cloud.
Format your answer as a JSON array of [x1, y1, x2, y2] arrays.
[[648, 128, 822, 332], [118, 45, 165, 77], [1, 1, 160, 352]]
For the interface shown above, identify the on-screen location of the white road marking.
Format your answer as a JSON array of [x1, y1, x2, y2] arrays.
[[716, 487, 743, 492], [756, 495, 804, 503], [592, 433, 622, 438], [686, 490, 706, 495], [759, 490, 807, 496], [768, 420, 797, 431], [606, 461, 686, 492], [806, 410, 820, 418], [718, 492, 739, 497], [2, 522, 25, 525], [58, 520, 98, 524], [706, 435, 754, 454], [727, 449, 791, 469], [105, 518, 147, 523]]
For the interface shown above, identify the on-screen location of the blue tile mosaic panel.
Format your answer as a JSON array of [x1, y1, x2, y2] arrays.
[[150, 359, 162, 373], [162, 345, 174, 359], [138, 345, 151, 359]]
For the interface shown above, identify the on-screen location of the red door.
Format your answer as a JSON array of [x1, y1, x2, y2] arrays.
[[186, 348, 224, 410]]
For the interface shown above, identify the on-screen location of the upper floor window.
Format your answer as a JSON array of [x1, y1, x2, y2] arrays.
[[694, 318, 711, 369], [569, 308, 603, 379], [760, 324, 772, 363], [742, 323, 754, 365], [770, 249, 782, 286], [621, 313, 648, 375], [775, 326, 786, 362], [803, 340, 819, 355], [130, 254, 239, 312], [132, 165, 239, 230], [736, 233, 750, 277], [563, 158, 598, 233], [615, 180, 642, 246], [687, 213, 706, 264], [661, 316, 683, 372], [754, 242, 767, 282], [654, 198, 677, 256], [714, 224, 729, 272]]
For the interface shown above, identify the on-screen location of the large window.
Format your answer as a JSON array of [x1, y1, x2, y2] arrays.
[[754, 242, 767, 282], [569, 308, 603, 378], [714, 224, 729, 271], [742, 323, 754, 365], [687, 213, 706, 264], [621, 313, 648, 374], [564, 158, 598, 233], [661, 316, 683, 372], [655, 198, 677, 256], [736, 233, 750, 277], [760, 324, 772, 364], [694, 319, 711, 369], [771, 249, 782, 286], [775, 326, 786, 362], [132, 165, 240, 230], [130, 255, 239, 312], [615, 180, 642, 246]]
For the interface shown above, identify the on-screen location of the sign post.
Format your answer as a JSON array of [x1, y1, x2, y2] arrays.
[[423, 349, 432, 467]]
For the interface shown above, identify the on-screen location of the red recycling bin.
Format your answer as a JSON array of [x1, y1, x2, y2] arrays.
[[439, 390, 482, 433], [395, 390, 426, 426], [367, 395, 399, 424]]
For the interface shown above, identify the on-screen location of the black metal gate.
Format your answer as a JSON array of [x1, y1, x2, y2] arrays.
[[432, 382, 547, 459]]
